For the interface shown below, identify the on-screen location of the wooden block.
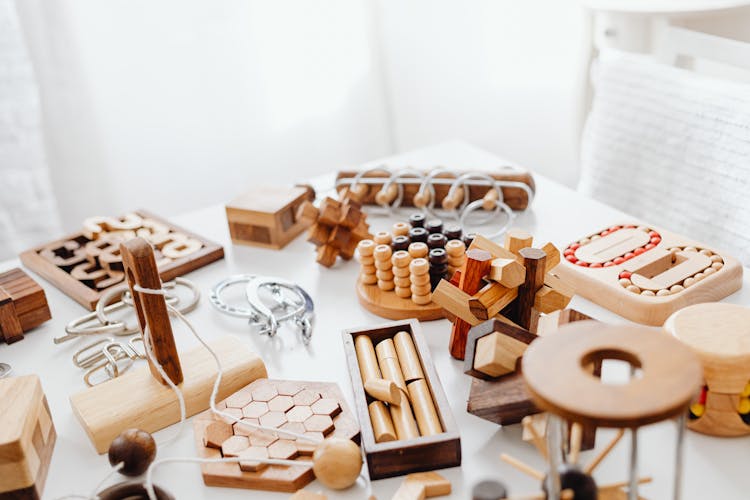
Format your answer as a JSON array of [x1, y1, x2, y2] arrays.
[[404, 471, 452, 496], [467, 372, 538, 425], [468, 234, 517, 261], [474, 332, 530, 378], [0, 268, 51, 344], [306, 223, 331, 247], [203, 421, 234, 449], [393, 481, 426, 500], [488, 258, 525, 288], [0, 291, 23, 344], [468, 282, 518, 321], [290, 490, 327, 500], [431, 280, 482, 326], [533, 274, 574, 314], [317, 198, 342, 226], [364, 379, 401, 405], [463, 319, 537, 380], [316, 245, 339, 267], [449, 249, 493, 360], [513, 247, 547, 330], [540, 242, 561, 271], [0, 375, 56, 499], [504, 229, 533, 256], [71, 336, 266, 453]]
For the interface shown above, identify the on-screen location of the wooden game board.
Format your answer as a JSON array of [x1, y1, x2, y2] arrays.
[[19, 210, 224, 310], [356, 278, 444, 321]]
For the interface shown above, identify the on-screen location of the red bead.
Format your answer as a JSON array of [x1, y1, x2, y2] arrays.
[[603, 261, 615, 267], [564, 249, 575, 257], [648, 231, 659, 238], [569, 243, 580, 251], [575, 261, 589, 267], [625, 224, 636, 228], [645, 243, 656, 250], [609, 226, 621, 232], [634, 247, 646, 255], [589, 263, 603, 268], [613, 257, 625, 265], [624, 252, 635, 260], [650, 236, 661, 245], [600, 230, 610, 237], [619, 271, 632, 279], [566, 255, 578, 263]]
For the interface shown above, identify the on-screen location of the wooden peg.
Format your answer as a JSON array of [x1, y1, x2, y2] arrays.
[[394, 331, 425, 382], [482, 188, 499, 210], [468, 282, 518, 321], [376, 339, 408, 394], [355, 335, 382, 384], [120, 237, 183, 385], [365, 378, 401, 405], [407, 379, 442, 436], [368, 401, 397, 443], [441, 185, 465, 210], [488, 257, 526, 288], [504, 229, 533, 257], [540, 242, 560, 271], [533, 274, 574, 314], [390, 394, 420, 440], [375, 184, 399, 206], [448, 249, 493, 359], [513, 247, 547, 331]]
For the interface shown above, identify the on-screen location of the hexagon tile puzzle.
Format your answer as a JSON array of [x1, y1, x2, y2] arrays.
[[193, 379, 360, 492]]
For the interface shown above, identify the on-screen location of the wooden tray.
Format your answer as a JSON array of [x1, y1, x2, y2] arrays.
[[20, 210, 224, 310], [356, 278, 444, 321], [342, 319, 461, 479]]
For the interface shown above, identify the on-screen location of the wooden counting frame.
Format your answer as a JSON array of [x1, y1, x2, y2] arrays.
[[70, 238, 266, 453], [0, 375, 56, 500], [0, 268, 51, 345], [20, 210, 224, 310], [193, 379, 360, 492], [226, 185, 315, 249], [665, 303, 750, 437], [342, 319, 460, 479], [555, 223, 743, 325]]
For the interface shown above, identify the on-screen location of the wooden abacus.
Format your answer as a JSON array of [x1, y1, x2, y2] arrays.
[[554, 223, 743, 325], [665, 303, 750, 437]]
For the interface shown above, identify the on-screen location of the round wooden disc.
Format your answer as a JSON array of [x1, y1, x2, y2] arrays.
[[522, 321, 702, 428], [665, 303, 750, 393], [356, 278, 444, 321]]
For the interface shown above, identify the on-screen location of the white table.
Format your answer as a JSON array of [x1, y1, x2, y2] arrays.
[[3, 142, 749, 500]]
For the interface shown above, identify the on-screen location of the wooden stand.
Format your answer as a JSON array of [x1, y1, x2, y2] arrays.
[[0, 375, 56, 500], [0, 268, 51, 344], [356, 278, 444, 321]]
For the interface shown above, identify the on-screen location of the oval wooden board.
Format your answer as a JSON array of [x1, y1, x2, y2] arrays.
[[356, 279, 445, 321]]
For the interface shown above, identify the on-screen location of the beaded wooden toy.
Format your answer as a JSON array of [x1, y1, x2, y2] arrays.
[[226, 185, 315, 249], [664, 302, 750, 436], [554, 223, 742, 325], [521, 321, 702, 500], [19, 211, 224, 310], [0, 268, 51, 344], [193, 379, 360, 492], [355, 214, 473, 321]]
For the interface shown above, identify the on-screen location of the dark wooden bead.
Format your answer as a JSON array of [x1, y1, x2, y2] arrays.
[[443, 224, 462, 240], [542, 465, 597, 500], [98, 481, 174, 500], [425, 219, 443, 234], [391, 235, 411, 251], [463, 233, 476, 247], [472, 479, 508, 500], [409, 227, 429, 243], [428, 248, 448, 265], [409, 213, 426, 228], [108, 428, 157, 477], [427, 233, 447, 249]]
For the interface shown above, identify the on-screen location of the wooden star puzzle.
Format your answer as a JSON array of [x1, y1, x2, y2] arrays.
[[193, 379, 360, 492]]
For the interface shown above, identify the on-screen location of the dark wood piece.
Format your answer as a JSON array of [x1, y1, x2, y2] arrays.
[[449, 249, 493, 360], [108, 428, 157, 476], [342, 319, 461, 479], [97, 482, 174, 500], [120, 238, 183, 385], [0, 268, 51, 344], [513, 247, 546, 331], [463, 319, 537, 380]]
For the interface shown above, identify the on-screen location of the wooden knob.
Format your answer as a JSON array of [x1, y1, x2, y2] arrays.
[[482, 189, 499, 210], [108, 429, 157, 476], [442, 186, 464, 210], [413, 189, 431, 208], [312, 438, 362, 490], [375, 184, 398, 206]]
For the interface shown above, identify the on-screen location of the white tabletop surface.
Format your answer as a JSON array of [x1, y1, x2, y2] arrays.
[[3, 141, 749, 500]]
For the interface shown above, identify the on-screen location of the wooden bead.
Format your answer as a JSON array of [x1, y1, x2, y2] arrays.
[[462, 233, 475, 247], [312, 438, 362, 489], [392, 251, 411, 267], [409, 227, 429, 243], [409, 213, 426, 228], [428, 248, 447, 265], [427, 233, 447, 249], [412, 294, 432, 306], [374, 231, 392, 245], [357, 239, 375, 257], [361, 264, 377, 275], [443, 224, 462, 240], [392, 222, 410, 237], [377, 280, 395, 291], [358, 255, 375, 266], [376, 269, 394, 281], [409, 258, 429, 275], [108, 428, 157, 476], [375, 184, 398, 206], [656, 289, 670, 296], [360, 273, 378, 285], [411, 273, 430, 286], [408, 242, 429, 259], [626, 285, 641, 294], [395, 286, 412, 298], [394, 276, 412, 288], [445, 239, 465, 256], [641, 290, 655, 296], [374, 244, 392, 262], [392, 235, 411, 252], [410, 283, 431, 296], [393, 266, 412, 278], [425, 219, 443, 234]]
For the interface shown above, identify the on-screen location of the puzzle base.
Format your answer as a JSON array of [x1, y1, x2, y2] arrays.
[[356, 279, 444, 321]]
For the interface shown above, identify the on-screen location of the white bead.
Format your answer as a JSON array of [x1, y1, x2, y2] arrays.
[[693, 272, 704, 281], [710, 255, 723, 263], [670, 285, 684, 293], [703, 267, 716, 277], [683, 277, 696, 288], [684, 247, 698, 253], [641, 290, 656, 296], [626, 285, 641, 294], [619, 278, 632, 287], [656, 289, 671, 296], [712, 262, 724, 270], [699, 249, 713, 256]]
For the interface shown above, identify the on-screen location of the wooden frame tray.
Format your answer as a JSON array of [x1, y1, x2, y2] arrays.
[[20, 210, 224, 310], [342, 319, 461, 479]]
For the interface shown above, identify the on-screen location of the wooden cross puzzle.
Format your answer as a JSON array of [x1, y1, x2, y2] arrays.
[[0, 268, 51, 344]]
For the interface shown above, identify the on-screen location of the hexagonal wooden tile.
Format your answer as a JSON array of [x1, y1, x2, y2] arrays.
[[193, 379, 360, 492]]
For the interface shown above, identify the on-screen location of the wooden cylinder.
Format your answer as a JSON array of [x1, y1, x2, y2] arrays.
[[392, 222, 410, 237], [375, 184, 398, 206], [355, 335, 382, 384], [364, 378, 401, 405], [407, 379, 442, 436], [376, 339, 408, 394], [368, 401, 397, 443], [394, 331, 424, 382], [482, 188, 499, 210], [389, 395, 420, 440], [515, 247, 547, 331], [442, 185, 464, 210]]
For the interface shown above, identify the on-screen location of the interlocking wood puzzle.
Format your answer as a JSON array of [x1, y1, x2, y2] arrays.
[[0, 268, 51, 344], [19, 210, 224, 310], [193, 379, 360, 492], [554, 223, 743, 325]]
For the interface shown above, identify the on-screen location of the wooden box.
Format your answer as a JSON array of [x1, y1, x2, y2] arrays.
[[0, 375, 56, 500], [342, 319, 461, 479], [0, 268, 51, 344], [226, 186, 314, 249]]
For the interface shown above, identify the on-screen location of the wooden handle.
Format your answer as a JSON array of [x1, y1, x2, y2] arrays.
[[442, 186, 464, 210], [449, 249, 493, 359], [375, 184, 398, 206], [120, 237, 183, 385], [482, 189, 499, 210]]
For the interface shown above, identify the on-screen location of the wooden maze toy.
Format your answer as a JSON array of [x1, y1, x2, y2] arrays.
[[342, 319, 460, 479], [226, 184, 315, 249], [554, 223, 742, 325], [193, 378, 360, 492], [70, 238, 266, 453], [0, 268, 51, 344], [665, 303, 750, 437], [0, 375, 56, 500], [20, 211, 224, 310], [355, 213, 474, 321]]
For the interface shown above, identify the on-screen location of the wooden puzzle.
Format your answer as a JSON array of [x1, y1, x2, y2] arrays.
[[554, 223, 743, 325], [356, 215, 474, 321], [19, 210, 224, 310], [431, 230, 570, 360], [296, 190, 373, 268], [0, 375, 56, 500], [193, 379, 360, 492], [342, 319, 460, 479], [665, 303, 750, 436], [226, 185, 315, 249], [392, 471, 451, 499], [0, 268, 51, 344]]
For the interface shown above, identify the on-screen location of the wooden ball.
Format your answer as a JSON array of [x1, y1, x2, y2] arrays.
[[312, 438, 362, 490], [108, 429, 157, 476], [542, 465, 597, 500]]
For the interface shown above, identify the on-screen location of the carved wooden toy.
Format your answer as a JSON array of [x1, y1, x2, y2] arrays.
[[193, 379, 359, 492], [431, 230, 570, 359], [0, 375, 56, 500], [342, 319, 460, 479], [0, 268, 51, 344], [70, 238, 266, 453], [296, 190, 373, 268], [356, 216, 473, 321], [665, 303, 750, 437], [226, 185, 315, 249], [392, 471, 452, 499], [521, 321, 702, 500], [20, 211, 224, 310], [554, 223, 743, 325]]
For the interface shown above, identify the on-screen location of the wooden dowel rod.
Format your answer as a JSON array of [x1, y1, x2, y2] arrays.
[[584, 429, 625, 474], [569, 422, 582, 465], [522, 416, 548, 461], [500, 453, 545, 481]]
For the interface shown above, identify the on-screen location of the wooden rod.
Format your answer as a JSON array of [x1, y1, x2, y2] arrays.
[[522, 416, 548, 461], [500, 453, 545, 481], [449, 249, 493, 359], [515, 247, 547, 330], [584, 429, 626, 474], [355, 334, 382, 384], [568, 422, 582, 465]]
